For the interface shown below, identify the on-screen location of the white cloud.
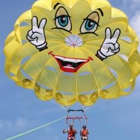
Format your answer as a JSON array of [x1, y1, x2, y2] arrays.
[[132, 0, 140, 3], [0, 118, 30, 134], [130, 11, 140, 39], [130, 11, 140, 51], [0, 120, 12, 130], [15, 118, 29, 131], [123, 0, 140, 10]]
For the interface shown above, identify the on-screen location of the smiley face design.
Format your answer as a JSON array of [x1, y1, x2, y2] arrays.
[[27, 1, 122, 73]]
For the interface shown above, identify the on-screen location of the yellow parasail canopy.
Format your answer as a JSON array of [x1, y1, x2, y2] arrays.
[[4, 0, 140, 106]]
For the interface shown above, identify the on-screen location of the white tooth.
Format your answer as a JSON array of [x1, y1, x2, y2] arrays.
[[55, 56, 87, 63], [63, 66, 75, 69], [75, 59, 87, 63], [64, 58, 87, 63], [55, 56, 64, 61], [64, 58, 76, 62]]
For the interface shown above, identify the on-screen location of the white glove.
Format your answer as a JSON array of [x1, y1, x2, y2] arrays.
[[26, 16, 47, 51], [63, 129, 68, 133], [96, 27, 121, 60]]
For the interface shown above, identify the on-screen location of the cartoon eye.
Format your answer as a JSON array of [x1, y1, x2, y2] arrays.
[[80, 19, 98, 33], [55, 15, 71, 31]]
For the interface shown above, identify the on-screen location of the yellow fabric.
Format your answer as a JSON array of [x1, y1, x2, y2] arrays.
[[4, 0, 140, 106]]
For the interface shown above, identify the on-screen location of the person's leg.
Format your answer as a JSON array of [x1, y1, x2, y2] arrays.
[[83, 136, 88, 140], [68, 137, 74, 140]]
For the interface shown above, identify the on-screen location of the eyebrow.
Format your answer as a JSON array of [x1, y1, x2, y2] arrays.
[[53, 3, 61, 9], [97, 8, 104, 16]]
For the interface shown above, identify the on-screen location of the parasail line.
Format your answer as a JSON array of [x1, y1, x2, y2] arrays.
[[85, 98, 106, 111], [5, 113, 73, 140], [22, 47, 68, 111], [50, 99, 68, 110]]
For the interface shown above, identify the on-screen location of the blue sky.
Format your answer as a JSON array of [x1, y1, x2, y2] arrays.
[[0, 0, 140, 140]]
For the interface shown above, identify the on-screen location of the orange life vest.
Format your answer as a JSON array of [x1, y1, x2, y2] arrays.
[[68, 129, 76, 137], [81, 129, 88, 136]]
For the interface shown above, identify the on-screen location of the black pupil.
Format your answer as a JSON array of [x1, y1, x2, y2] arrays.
[[88, 21, 93, 27], [61, 16, 66, 23]]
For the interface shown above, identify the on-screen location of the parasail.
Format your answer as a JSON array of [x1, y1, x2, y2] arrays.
[[4, 0, 140, 107]]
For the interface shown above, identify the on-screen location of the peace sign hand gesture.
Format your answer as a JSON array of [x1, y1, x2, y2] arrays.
[[27, 16, 47, 51], [96, 27, 121, 61]]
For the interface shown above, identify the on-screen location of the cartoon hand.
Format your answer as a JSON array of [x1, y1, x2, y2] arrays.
[[63, 129, 67, 133], [26, 16, 48, 51], [96, 27, 121, 61]]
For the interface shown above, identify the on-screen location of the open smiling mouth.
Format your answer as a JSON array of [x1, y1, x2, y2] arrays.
[[49, 51, 93, 73]]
